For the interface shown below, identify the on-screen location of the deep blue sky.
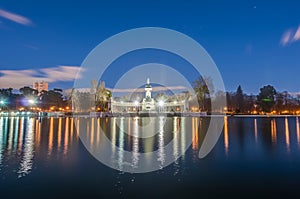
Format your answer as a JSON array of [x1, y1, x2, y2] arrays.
[[0, 0, 300, 94]]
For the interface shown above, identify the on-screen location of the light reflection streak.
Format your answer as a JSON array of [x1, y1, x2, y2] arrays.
[[285, 117, 290, 153], [118, 118, 124, 170], [57, 117, 62, 152], [76, 118, 80, 138], [157, 117, 165, 167], [127, 118, 131, 146], [18, 118, 34, 178], [111, 118, 116, 154], [224, 116, 229, 155], [132, 117, 139, 168], [13, 118, 19, 152], [173, 117, 179, 166], [35, 119, 41, 148], [296, 117, 300, 147], [8, 117, 14, 153], [64, 117, 69, 155], [70, 118, 74, 139], [254, 118, 258, 143], [48, 117, 54, 155], [271, 119, 277, 145], [0, 117, 3, 166], [192, 117, 199, 150], [181, 117, 185, 159], [3, 117, 8, 145], [17, 117, 24, 153], [96, 117, 100, 147], [90, 118, 94, 146]]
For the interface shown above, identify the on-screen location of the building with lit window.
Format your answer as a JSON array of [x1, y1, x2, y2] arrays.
[[33, 81, 49, 94]]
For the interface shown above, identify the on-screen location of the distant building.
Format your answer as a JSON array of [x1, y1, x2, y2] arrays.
[[33, 81, 48, 93], [110, 78, 188, 113]]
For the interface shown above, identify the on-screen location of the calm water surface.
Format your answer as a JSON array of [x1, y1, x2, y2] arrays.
[[1, 116, 300, 198]]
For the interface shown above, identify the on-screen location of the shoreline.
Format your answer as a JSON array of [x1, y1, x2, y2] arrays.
[[0, 111, 299, 118]]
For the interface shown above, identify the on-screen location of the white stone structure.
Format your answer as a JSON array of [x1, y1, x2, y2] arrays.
[[110, 78, 188, 113]]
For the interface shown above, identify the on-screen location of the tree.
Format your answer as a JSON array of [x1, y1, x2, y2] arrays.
[[235, 85, 244, 113], [257, 85, 276, 113], [275, 92, 284, 112], [193, 76, 214, 111], [39, 89, 65, 110], [0, 88, 14, 110], [154, 92, 168, 102], [19, 86, 38, 97], [91, 80, 112, 111]]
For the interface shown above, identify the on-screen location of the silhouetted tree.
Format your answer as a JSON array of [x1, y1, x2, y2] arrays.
[[19, 86, 38, 97], [193, 76, 214, 111], [235, 85, 244, 113], [257, 85, 276, 113]]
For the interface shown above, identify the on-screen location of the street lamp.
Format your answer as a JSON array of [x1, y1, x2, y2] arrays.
[[28, 99, 35, 105], [158, 100, 164, 112], [158, 100, 164, 107], [134, 101, 139, 112], [0, 100, 4, 111]]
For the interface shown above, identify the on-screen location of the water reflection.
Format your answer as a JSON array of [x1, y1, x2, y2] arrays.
[[296, 117, 300, 147], [2, 116, 300, 179], [48, 117, 54, 156], [224, 116, 229, 155], [254, 118, 258, 143], [285, 117, 290, 152], [0, 117, 4, 167], [18, 118, 34, 177], [271, 119, 277, 145], [0, 117, 78, 179], [132, 117, 139, 168]]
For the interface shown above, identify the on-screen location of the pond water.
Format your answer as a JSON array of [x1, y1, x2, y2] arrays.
[[0, 116, 300, 198]]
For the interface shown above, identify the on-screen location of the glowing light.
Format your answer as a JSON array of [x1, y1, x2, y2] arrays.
[[0, 100, 4, 105], [28, 99, 35, 104], [134, 101, 139, 106], [158, 100, 164, 107]]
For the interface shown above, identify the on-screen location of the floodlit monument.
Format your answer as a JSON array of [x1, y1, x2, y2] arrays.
[[110, 78, 188, 114], [142, 78, 155, 111]]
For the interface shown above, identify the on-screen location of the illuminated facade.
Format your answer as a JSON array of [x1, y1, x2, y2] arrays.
[[33, 81, 48, 94], [110, 78, 188, 113]]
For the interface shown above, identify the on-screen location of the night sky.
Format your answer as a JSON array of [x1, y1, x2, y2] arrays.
[[0, 0, 300, 94]]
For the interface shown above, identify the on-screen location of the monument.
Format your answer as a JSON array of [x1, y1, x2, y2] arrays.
[[142, 78, 155, 111], [110, 78, 189, 114]]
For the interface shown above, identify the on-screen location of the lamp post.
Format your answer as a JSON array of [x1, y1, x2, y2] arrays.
[[0, 100, 5, 111], [158, 100, 164, 112], [134, 101, 139, 113]]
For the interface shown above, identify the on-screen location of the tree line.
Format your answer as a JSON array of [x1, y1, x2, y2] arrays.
[[1, 77, 300, 114], [0, 86, 67, 111], [193, 77, 300, 114]]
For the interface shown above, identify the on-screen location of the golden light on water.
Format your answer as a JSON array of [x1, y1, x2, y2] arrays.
[[90, 118, 95, 146], [64, 117, 69, 155], [285, 117, 290, 152], [57, 117, 62, 150], [48, 117, 54, 155], [271, 119, 277, 145], [296, 117, 300, 147], [96, 117, 100, 146], [224, 116, 229, 155], [192, 117, 199, 150]]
